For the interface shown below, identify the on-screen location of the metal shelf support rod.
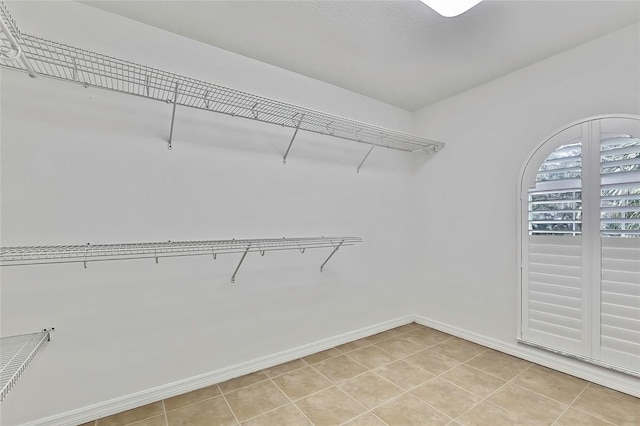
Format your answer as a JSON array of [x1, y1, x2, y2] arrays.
[[357, 145, 376, 173], [231, 245, 250, 283], [168, 81, 179, 150], [320, 240, 344, 272], [283, 114, 304, 164]]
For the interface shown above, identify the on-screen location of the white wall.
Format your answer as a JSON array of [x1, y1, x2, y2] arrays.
[[411, 22, 640, 390], [0, 2, 419, 424]]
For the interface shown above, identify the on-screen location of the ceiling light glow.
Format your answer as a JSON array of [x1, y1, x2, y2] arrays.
[[419, 0, 484, 17]]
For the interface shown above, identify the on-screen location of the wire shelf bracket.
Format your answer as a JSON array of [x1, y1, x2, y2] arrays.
[[283, 113, 304, 165], [320, 239, 344, 272], [168, 81, 179, 150], [0, 236, 363, 283], [1, 328, 54, 402], [0, 2, 35, 78], [0, 2, 444, 169]]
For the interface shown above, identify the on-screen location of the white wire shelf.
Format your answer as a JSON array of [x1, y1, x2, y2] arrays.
[[0, 2, 443, 168], [1, 328, 54, 402], [0, 236, 362, 282]]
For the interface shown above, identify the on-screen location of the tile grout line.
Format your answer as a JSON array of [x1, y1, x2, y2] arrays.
[[161, 400, 168, 426], [566, 384, 621, 426], [448, 362, 537, 423], [264, 374, 316, 425], [586, 381, 640, 405], [460, 359, 524, 383], [304, 354, 392, 424], [160, 388, 225, 415], [549, 384, 591, 426], [508, 381, 573, 408], [365, 389, 455, 424], [218, 385, 242, 426]]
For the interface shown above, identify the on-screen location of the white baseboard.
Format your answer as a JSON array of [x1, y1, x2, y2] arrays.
[[18, 314, 639, 425], [413, 315, 640, 398], [22, 316, 414, 426]]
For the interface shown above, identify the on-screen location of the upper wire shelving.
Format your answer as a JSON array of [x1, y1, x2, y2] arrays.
[[0, 2, 444, 171], [0, 236, 362, 282], [1, 328, 54, 402]]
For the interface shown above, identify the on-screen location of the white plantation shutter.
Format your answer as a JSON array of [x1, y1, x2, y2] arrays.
[[526, 236, 584, 353], [520, 116, 640, 376], [522, 136, 589, 356], [600, 238, 640, 371], [599, 124, 640, 373]]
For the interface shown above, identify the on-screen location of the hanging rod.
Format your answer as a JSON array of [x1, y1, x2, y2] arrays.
[[0, 2, 444, 161], [1, 328, 54, 402], [0, 236, 363, 282]]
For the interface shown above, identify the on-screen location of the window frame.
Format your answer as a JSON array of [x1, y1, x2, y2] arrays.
[[517, 114, 640, 376]]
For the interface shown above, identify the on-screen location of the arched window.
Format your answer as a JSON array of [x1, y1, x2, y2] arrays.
[[519, 116, 639, 376]]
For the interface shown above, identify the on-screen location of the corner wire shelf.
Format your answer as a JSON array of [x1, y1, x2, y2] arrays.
[[0, 236, 363, 283], [0, 2, 443, 172], [1, 328, 54, 402]]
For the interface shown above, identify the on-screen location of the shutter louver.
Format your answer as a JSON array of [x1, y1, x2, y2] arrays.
[[600, 135, 640, 237], [527, 236, 584, 352], [600, 135, 640, 374]]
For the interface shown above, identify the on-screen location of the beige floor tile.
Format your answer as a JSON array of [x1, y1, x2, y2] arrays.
[[572, 385, 640, 426], [224, 380, 289, 422], [364, 330, 396, 344], [302, 348, 341, 364], [404, 349, 460, 375], [166, 396, 236, 426], [465, 352, 531, 381], [585, 383, 640, 405], [429, 337, 487, 362], [295, 386, 366, 425], [374, 360, 435, 390], [129, 416, 167, 426], [347, 345, 398, 369], [335, 339, 371, 354], [79, 423, 96, 426], [219, 371, 269, 394], [312, 354, 368, 383], [164, 385, 221, 412], [388, 323, 420, 335], [96, 402, 164, 426], [484, 349, 529, 362], [271, 366, 332, 400], [240, 403, 311, 426], [262, 359, 308, 379], [456, 401, 538, 426], [373, 393, 451, 426], [488, 383, 567, 425], [511, 365, 587, 404], [375, 336, 424, 358], [410, 378, 482, 418], [554, 408, 615, 426], [440, 365, 506, 398], [342, 412, 388, 425], [401, 328, 451, 348], [338, 371, 404, 409]]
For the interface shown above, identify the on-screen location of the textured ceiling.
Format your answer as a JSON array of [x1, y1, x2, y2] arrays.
[[79, 0, 640, 111]]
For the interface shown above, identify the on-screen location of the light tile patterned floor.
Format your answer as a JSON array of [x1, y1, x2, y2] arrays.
[[83, 323, 640, 426]]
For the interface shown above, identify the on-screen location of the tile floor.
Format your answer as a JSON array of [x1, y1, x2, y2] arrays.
[[82, 323, 639, 426]]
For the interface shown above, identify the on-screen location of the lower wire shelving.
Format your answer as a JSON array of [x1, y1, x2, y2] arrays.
[[0, 328, 54, 402], [0, 236, 362, 282]]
